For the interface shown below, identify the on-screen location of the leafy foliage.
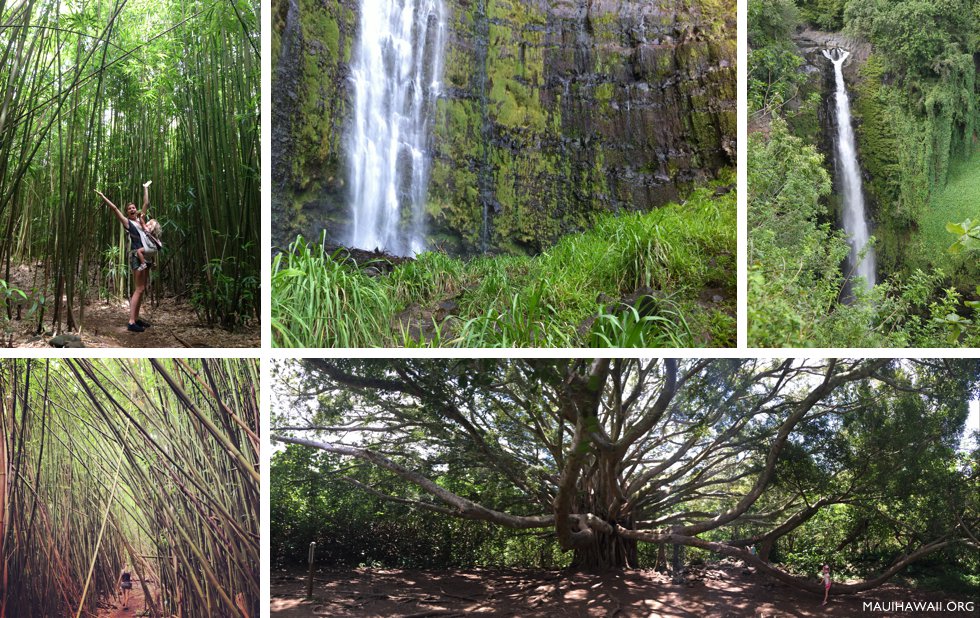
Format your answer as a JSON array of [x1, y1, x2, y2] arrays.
[[748, 0, 980, 347], [273, 185, 736, 348], [948, 218, 980, 256], [0, 279, 33, 346], [748, 0, 807, 113], [748, 116, 846, 345], [191, 253, 260, 328], [271, 445, 568, 570], [796, 0, 846, 29]]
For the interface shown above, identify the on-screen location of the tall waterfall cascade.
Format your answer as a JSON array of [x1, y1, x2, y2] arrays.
[[823, 48, 876, 290], [346, 0, 447, 256]]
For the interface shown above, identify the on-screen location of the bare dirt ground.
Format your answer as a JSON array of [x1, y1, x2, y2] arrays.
[[3, 263, 259, 348], [98, 580, 154, 617], [270, 565, 978, 617]]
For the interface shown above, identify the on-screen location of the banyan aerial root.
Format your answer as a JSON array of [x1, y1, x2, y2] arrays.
[[0, 358, 259, 617]]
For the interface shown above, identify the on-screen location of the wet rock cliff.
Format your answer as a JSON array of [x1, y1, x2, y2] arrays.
[[272, 0, 736, 254]]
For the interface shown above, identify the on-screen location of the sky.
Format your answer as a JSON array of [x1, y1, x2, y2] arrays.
[[961, 399, 980, 452]]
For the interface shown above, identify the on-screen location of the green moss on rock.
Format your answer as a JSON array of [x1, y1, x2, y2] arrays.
[[277, 0, 737, 255]]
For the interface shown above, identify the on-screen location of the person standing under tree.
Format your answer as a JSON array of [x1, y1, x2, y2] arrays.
[[95, 181, 154, 332], [821, 563, 831, 606]]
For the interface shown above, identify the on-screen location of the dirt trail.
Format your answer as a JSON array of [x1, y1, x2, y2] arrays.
[[8, 297, 259, 348], [4, 264, 258, 348], [270, 565, 977, 617], [98, 580, 155, 617]]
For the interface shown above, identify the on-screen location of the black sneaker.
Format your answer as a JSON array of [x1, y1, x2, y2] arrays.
[[127, 322, 145, 332], [136, 319, 152, 328]]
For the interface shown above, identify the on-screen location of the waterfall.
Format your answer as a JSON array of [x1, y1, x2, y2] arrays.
[[346, 0, 446, 256], [823, 48, 876, 290]]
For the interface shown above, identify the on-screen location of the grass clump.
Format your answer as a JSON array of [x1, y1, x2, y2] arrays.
[[272, 185, 734, 348], [272, 244, 397, 347]]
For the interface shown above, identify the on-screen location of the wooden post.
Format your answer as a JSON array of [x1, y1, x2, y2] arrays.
[[306, 542, 316, 599]]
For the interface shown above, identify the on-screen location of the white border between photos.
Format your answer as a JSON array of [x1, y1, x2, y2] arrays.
[[0, 2, 977, 618], [260, 0, 273, 615], [737, 0, 748, 347]]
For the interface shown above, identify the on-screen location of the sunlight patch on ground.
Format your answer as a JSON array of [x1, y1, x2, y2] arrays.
[[269, 598, 311, 610], [563, 589, 589, 600]]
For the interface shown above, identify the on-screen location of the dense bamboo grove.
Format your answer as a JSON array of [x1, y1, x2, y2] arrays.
[[0, 358, 259, 617], [0, 0, 259, 331]]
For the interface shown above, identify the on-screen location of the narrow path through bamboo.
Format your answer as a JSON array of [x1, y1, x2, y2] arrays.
[[99, 578, 154, 617], [0, 359, 259, 617], [75, 421, 129, 618]]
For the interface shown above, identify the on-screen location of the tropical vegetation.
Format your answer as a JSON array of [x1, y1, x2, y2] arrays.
[[0, 0, 260, 342], [748, 0, 979, 347], [272, 358, 980, 595], [273, 184, 735, 348]]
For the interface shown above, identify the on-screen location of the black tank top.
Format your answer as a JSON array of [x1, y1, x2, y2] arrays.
[[127, 220, 143, 251], [122, 571, 131, 583]]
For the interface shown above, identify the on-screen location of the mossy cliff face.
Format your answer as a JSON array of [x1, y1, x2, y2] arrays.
[[271, 0, 355, 247], [272, 0, 736, 253], [792, 31, 865, 226]]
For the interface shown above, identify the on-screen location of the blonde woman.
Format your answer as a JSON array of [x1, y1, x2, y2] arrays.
[[95, 180, 154, 332]]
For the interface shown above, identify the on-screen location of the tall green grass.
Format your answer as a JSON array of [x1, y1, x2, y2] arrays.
[[272, 243, 397, 347], [272, 186, 735, 348]]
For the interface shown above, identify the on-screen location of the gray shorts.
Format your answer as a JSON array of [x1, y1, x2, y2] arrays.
[[121, 581, 133, 590], [130, 250, 154, 271]]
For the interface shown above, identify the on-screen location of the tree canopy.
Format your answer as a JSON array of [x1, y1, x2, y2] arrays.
[[272, 359, 980, 593]]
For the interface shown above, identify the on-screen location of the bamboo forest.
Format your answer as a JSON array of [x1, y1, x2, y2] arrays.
[[748, 0, 980, 347], [271, 0, 737, 348], [270, 359, 979, 616], [1, 358, 260, 617], [0, 0, 260, 348]]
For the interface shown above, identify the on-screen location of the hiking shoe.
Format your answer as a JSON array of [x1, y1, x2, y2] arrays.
[[136, 263, 148, 272], [127, 322, 145, 332], [136, 319, 152, 328]]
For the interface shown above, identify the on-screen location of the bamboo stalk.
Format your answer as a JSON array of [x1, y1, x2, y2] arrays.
[[74, 419, 128, 618]]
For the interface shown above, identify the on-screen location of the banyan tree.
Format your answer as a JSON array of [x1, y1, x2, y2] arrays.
[[272, 358, 980, 591]]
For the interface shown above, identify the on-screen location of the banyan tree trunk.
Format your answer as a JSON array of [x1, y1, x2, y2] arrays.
[[672, 544, 685, 578], [655, 544, 667, 571], [759, 536, 776, 563], [571, 528, 638, 570], [566, 458, 638, 570]]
